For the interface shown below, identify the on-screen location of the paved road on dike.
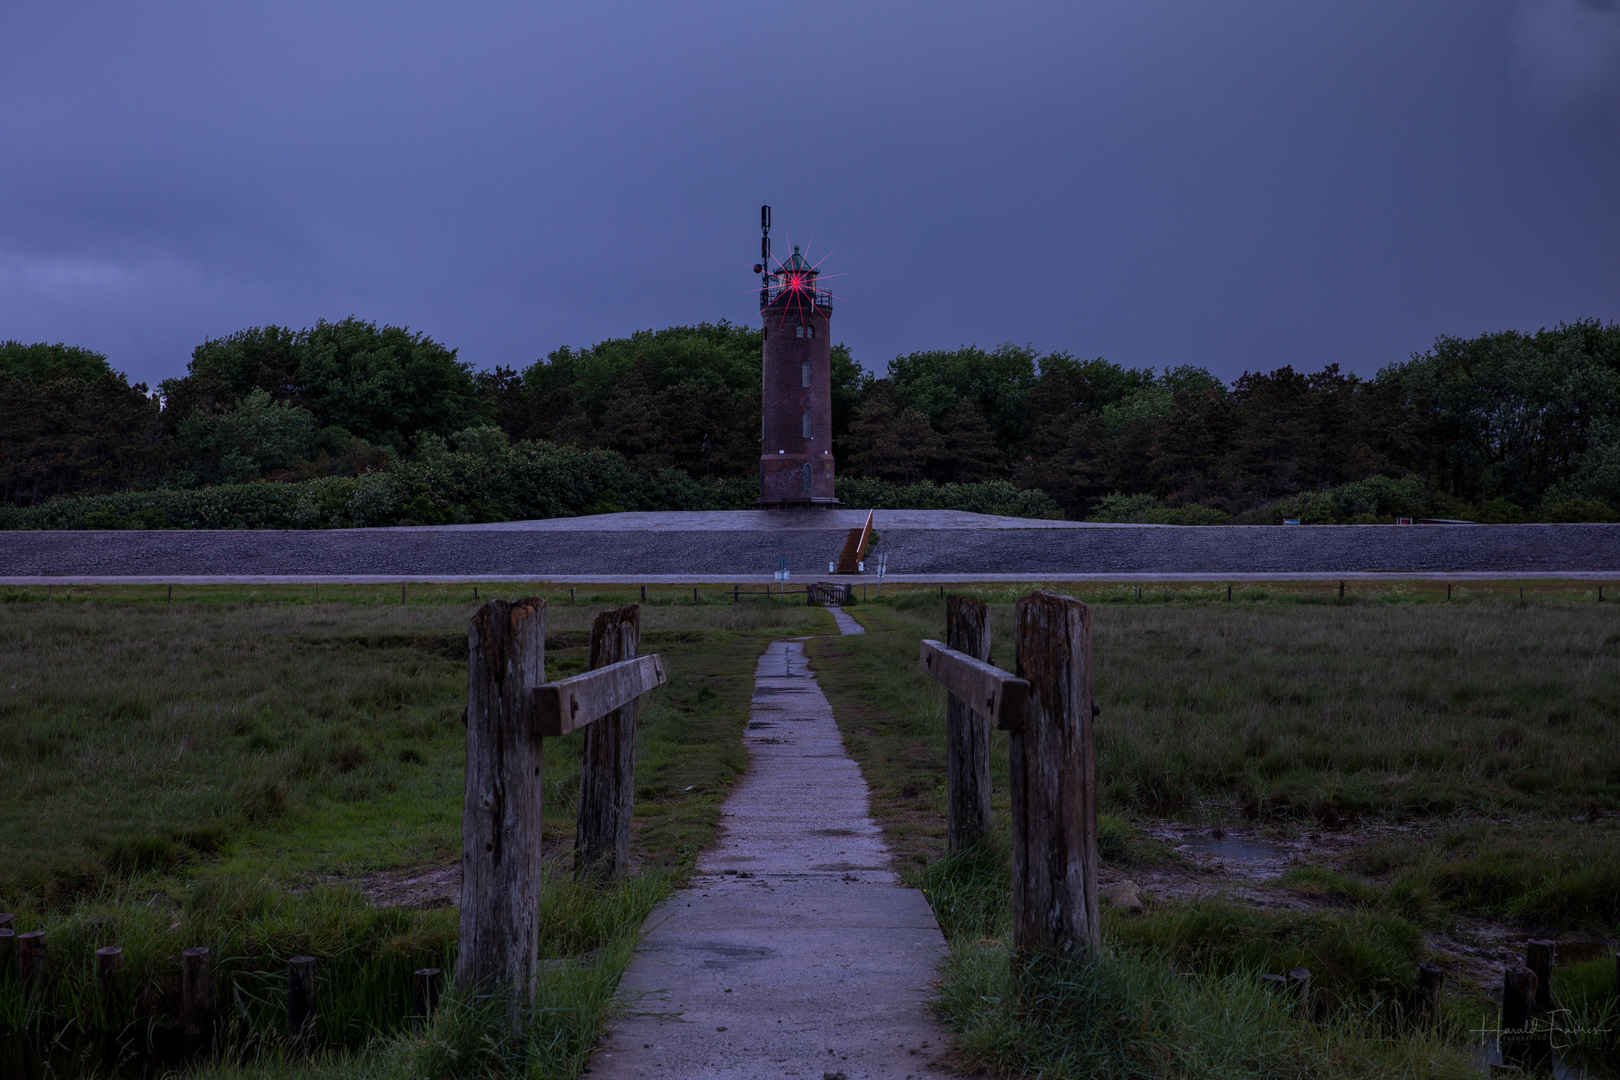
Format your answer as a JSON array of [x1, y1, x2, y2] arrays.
[[589, 612, 949, 1080], [2, 510, 1618, 580]]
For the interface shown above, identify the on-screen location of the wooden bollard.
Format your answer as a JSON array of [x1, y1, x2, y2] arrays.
[[576, 605, 641, 880], [0, 913, 12, 930], [182, 947, 212, 1037], [1524, 940, 1554, 1012], [288, 956, 317, 1037], [0, 929, 15, 980], [944, 596, 993, 853], [19, 931, 46, 990], [1416, 962, 1444, 1024], [640, 585, 646, 602], [412, 967, 442, 1027], [96, 946, 125, 1008], [1010, 590, 1099, 963], [1287, 966, 1312, 1015], [458, 598, 547, 1008], [1500, 966, 1544, 1068]]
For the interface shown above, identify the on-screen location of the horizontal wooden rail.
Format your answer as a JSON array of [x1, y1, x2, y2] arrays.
[[918, 639, 1028, 732], [534, 653, 667, 737]]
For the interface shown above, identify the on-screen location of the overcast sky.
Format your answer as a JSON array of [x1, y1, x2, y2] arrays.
[[3, 1, 1618, 388]]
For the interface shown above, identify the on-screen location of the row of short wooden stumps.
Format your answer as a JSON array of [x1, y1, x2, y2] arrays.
[[0, 916, 435, 1042]]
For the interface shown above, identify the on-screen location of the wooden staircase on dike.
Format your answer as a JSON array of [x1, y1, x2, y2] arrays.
[[834, 511, 875, 574]]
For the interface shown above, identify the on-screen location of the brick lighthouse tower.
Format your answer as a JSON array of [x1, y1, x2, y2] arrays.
[[754, 205, 839, 508]]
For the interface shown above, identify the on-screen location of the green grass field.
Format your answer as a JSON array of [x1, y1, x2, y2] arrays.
[[2, 580, 1617, 1079], [0, 584, 831, 1078], [807, 583, 1620, 1079]]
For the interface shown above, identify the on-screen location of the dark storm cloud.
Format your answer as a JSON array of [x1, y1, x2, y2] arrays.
[[2, 1, 1618, 387]]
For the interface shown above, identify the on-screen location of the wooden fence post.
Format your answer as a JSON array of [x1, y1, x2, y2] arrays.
[[457, 598, 547, 1009], [1010, 590, 1099, 963], [1501, 966, 1544, 1068], [1415, 962, 1444, 1025], [182, 947, 212, 1038], [288, 955, 317, 1037], [19, 931, 46, 991], [96, 947, 125, 1015], [575, 605, 641, 880], [1524, 940, 1554, 1012], [945, 596, 993, 853]]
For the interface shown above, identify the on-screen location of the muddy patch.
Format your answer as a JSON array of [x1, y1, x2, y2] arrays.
[[350, 862, 462, 909]]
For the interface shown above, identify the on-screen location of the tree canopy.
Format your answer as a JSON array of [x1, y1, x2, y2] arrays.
[[4, 316, 1618, 525]]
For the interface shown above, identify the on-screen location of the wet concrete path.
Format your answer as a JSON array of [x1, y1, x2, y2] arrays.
[[588, 616, 947, 1079]]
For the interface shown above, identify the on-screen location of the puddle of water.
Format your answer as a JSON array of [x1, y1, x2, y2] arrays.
[[1177, 835, 1290, 862]]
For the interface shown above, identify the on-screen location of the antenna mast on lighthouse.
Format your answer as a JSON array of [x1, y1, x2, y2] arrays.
[[754, 204, 772, 307]]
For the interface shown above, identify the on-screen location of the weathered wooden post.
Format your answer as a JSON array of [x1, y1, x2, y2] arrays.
[[412, 967, 443, 1029], [1500, 966, 1539, 1068], [19, 931, 46, 991], [1524, 940, 1555, 1012], [96, 947, 125, 1014], [1011, 589, 1099, 962], [182, 947, 212, 1038], [944, 596, 994, 852], [1415, 962, 1444, 1025], [457, 597, 667, 1023], [575, 605, 641, 880], [288, 955, 317, 1037], [0, 928, 14, 978], [458, 598, 548, 1008]]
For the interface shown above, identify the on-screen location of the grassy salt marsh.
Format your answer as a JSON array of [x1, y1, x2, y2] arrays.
[[0, 583, 832, 1079], [2, 579, 1617, 1078], [807, 582, 1620, 1079]]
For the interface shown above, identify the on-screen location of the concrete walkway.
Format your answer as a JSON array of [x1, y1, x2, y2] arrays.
[[588, 618, 947, 1079]]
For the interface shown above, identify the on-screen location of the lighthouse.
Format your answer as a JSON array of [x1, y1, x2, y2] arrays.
[[754, 205, 839, 508]]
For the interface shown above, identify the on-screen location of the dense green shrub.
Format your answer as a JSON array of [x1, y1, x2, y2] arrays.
[[0, 442, 747, 529], [834, 477, 1064, 518]]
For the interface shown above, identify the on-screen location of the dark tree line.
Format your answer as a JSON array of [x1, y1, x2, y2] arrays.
[[4, 317, 1618, 522]]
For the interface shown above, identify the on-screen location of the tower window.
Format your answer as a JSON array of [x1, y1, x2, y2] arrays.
[[802, 412, 811, 438], [801, 362, 809, 388], [795, 325, 804, 338], [806, 325, 814, 339]]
